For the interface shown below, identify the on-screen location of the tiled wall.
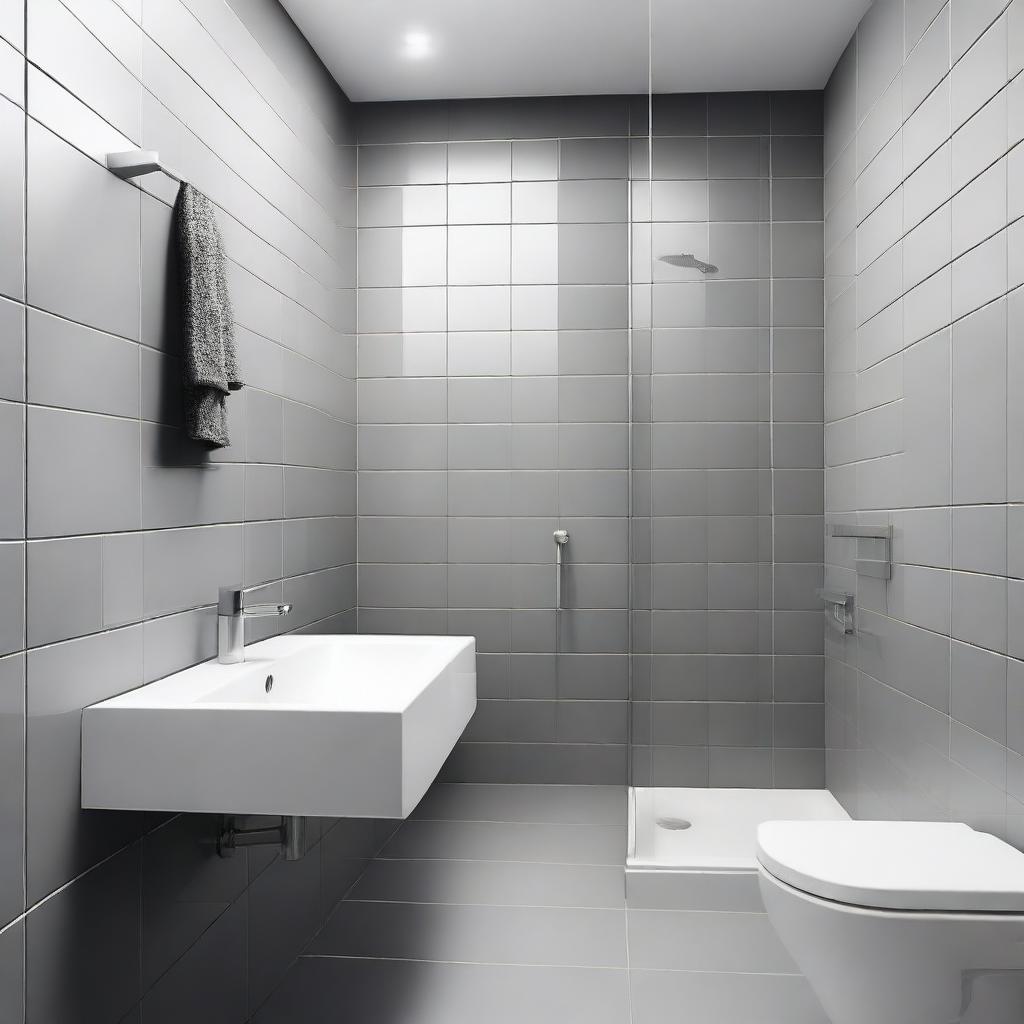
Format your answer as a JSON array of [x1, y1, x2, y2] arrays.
[[631, 92, 827, 788], [0, 2, 389, 1021], [355, 97, 640, 785], [354, 93, 825, 787], [824, 0, 1024, 843]]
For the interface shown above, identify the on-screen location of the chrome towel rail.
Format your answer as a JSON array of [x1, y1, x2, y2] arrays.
[[106, 149, 183, 183]]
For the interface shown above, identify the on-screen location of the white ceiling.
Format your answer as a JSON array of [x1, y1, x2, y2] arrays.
[[280, 0, 872, 103]]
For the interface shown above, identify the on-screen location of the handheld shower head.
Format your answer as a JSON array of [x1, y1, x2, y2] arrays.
[[659, 252, 718, 274]]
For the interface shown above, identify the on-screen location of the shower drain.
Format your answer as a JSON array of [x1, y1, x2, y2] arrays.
[[656, 817, 692, 831]]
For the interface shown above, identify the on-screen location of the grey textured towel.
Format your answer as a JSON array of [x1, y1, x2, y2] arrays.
[[174, 182, 242, 448]]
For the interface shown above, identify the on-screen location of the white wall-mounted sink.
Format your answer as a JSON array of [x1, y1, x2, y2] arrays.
[[81, 635, 476, 819]]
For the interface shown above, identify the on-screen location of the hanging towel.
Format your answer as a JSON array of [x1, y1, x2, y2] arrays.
[[174, 182, 242, 448]]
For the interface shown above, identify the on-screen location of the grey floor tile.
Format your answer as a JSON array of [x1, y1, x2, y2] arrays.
[[410, 783, 625, 825], [311, 901, 627, 968], [627, 908, 797, 973], [349, 857, 625, 909], [254, 956, 629, 1024], [380, 818, 625, 866], [630, 968, 828, 1024]]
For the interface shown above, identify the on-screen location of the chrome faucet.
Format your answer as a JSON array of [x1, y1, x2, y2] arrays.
[[217, 586, 292, 664]]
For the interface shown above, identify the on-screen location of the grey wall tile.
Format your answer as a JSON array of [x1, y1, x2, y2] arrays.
[[359, 143, 447, 186], [352, 93, 824, 790], [25, 626, 144, 902], [825, 0, 1024, 839], [952, 298, 1007, 503], [27, 406, 141, 538], [0, 96, 24, 303], [0, 401, 23, 541], [4, 7, 364, 1016], [26, 122, 140, 340], [27, 309, 140, 418], [0, 653, 24, 928], [143, 525, 242, 618], [449, 141, 511, 184], [0, 298, 24, 404], [140, 896, 246, 1024], [26, 537, 102, 646], [248, 851, 322, 1009], [29, 0, 142, 140], [0, 0, 23, 50], [26, 843, 140, 1024], [0, 918, 24, 1024], [0, 544, 23, 656]]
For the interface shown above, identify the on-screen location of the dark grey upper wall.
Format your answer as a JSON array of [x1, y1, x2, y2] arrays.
[[352, 92, 825, 788], [0, 1, 379, 1021], [824, 0, 1024, 844]]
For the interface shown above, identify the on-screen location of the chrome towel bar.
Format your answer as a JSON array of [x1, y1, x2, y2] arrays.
[[106, 149, 183, 183]]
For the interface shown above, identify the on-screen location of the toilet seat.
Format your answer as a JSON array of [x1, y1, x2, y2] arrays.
[[757, 820, 1024, 913]]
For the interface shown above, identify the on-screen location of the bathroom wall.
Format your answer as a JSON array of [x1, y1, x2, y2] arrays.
[[631, 91, 827, 788], [0, 2, 388, 1021], [354, 97, 639, 785], [824, 0, 1024, 843], [353, 93, 825, 787]]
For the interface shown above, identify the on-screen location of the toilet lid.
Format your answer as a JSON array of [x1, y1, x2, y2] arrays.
[[757, 820, 1024, 913]]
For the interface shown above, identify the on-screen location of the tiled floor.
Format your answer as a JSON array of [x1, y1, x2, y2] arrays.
[[254, 785, 826, 1023]]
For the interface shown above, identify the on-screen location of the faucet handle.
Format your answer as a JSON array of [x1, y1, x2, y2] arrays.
[[218, 586, 244, 615]]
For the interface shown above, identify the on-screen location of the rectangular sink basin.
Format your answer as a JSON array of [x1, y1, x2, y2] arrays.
[[82, 635, 476, 819]]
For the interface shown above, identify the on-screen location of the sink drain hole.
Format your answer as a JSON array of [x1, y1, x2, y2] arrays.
[[656, 817, 692, 831], [265, 675, 274, 693]]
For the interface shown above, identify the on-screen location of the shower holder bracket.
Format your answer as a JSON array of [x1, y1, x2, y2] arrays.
[[827, 522, 893, 580], [817, 588, 855, 635]]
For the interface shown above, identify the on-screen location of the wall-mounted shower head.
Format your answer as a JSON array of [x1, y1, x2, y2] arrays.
[[660, 253, 718, 274]]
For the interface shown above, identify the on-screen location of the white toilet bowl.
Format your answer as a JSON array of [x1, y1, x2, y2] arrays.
[[756, 820, 1024, 1024]]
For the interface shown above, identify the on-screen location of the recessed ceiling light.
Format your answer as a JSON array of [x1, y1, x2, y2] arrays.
[[402, 30, 432, 59]]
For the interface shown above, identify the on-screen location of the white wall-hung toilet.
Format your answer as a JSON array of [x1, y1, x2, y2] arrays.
[[756, 820, 1024, 1024]]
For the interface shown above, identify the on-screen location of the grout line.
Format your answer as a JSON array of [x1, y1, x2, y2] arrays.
[[335, 897, 627, 911], [19, 5, 27, 1010], [302, 952, 633, 971], [299, 950, 812, 981]]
